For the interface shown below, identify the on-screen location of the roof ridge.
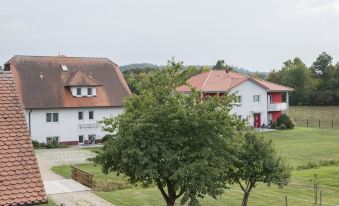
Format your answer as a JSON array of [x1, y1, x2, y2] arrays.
[[201, 70, 213, 90], [8, 55, 113, 61]]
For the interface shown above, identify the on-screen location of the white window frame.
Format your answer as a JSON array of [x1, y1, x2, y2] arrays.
[[46, 112, 59, 123], [253, 95, 261, 103], [78, 135, 84, 144], [87, 88, 93, 96], [78, 111, 84, 121], [89, 111, 94, 120], [46, 136, 59, 144], [76, 88, 82, 96]]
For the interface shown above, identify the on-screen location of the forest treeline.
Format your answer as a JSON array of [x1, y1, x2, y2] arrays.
[[267, 52, 339, 106], [122, 52, 339, 106]]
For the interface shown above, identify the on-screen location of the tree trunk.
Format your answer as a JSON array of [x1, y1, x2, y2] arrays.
[[166, 197, 176, 206], [241, 192, 251, 206]]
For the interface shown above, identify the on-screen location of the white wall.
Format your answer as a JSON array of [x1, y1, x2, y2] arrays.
[[230, 80, 268, 127], [24, 107, 123, 143]]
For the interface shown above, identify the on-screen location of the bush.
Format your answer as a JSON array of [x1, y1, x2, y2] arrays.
[[270, 122, 277, 129], [101, 134, 113, 143], [32, 140, 40, 149], [277, 114, 295, 129]]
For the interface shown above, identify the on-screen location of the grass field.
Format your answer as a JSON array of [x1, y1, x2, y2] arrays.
[[40, 199, 57, 206], [52, 128, 339, 206], [289, 106, 339, 128]]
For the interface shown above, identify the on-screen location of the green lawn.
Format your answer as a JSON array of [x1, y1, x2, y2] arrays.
[[52, 128, 339, 206], [40, 199, 57, 206]]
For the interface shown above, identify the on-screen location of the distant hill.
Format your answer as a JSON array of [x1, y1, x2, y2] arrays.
[[120, 63, 268, 79], [120, 63, 159, 71]]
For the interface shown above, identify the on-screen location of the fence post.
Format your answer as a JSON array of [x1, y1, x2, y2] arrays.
[[285, 196, 288, 206], [307, 119, 309, 128], [319, 119, 320, 128], [332, 120, 334, 128], [320, 191, 322, 206]]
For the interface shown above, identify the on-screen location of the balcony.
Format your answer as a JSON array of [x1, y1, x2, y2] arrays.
[[79, 123, 100, 129], [268, 102, 288, 112]]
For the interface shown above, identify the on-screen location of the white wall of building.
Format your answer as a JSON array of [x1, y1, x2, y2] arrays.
[[24, 107, 123, 143], [229, 80, 268, 127]]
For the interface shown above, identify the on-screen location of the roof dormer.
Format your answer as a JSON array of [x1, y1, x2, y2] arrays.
[[65, 71, 101, 97]]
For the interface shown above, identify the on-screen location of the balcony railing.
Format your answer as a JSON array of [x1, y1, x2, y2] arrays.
[[79, 123, 100, 129], [267, 102, 288, 111]]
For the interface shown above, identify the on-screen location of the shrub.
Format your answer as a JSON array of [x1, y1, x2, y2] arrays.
[[32, 140, 40, 149], [270, 122, 277, 129], [277, 114, 295, 129], [101, 134, 113, 143], [45, 143, 55, 149]]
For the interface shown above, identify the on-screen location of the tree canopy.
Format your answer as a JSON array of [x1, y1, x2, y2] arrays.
[[227, 132, 290, 206], [267, 52, 339, 106], [95, 60, 244, 206]]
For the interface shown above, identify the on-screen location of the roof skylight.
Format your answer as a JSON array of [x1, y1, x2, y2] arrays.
[[61, 65, 68, 72]]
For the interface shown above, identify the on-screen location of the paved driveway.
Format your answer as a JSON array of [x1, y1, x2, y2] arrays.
[[36, 146, 114, 206], [35, 147, 95, 165]]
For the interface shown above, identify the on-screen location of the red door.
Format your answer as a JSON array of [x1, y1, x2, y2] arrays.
[[254, 113, 261, 128]]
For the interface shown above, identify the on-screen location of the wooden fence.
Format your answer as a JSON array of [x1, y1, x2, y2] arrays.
[[294, 118, 339, 129], [71, 165, 94, 188]]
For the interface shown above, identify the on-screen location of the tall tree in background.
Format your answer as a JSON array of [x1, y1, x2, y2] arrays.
[[268, 58, 314, 105], [95, 60, 243, 206], [227, 132, 290, 206], [213, 59, 234, 71]]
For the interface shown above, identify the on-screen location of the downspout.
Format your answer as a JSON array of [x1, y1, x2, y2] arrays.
[[28, 109, 32, 137]]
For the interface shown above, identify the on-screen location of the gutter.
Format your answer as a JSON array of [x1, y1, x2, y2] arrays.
[[28, 109, 32, 137]]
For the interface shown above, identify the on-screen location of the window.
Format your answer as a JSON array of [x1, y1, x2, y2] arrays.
[[89, 111, 94, 120], [268, 95, 273, 103], [79, 135, 84, 143], [87, 88, 92, 96], [253, 95, 261, 103], [46, 136, 59, 144], [236, 96, 242, 105], [77, 88, 82, 96], [53, 113, 59, 122], [237, 115, 242, 120], [46, 113, 52, 122], [61, 65, 68, 72], [46, 113, 58, 122], [78, 111, 83, 120]]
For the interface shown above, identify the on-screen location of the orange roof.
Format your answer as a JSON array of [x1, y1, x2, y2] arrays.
[[177, 70, 293, 92], [0, 71, 47, 205]]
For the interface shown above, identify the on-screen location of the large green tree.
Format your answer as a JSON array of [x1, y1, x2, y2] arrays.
[[95, 60, 243, 206], [227, 132, 290, 206]]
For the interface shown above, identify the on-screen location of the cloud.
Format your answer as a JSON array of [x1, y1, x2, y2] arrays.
[[296, 0, 339, 16]]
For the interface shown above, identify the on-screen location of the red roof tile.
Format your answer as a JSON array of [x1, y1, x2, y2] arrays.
[[5, 55, 132, 109], [177, 70, 293, 92], [0, 71, 47, 206]]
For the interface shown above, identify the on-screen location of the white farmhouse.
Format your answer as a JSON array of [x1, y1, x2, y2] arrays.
[[177, 70, 293, 128], [4, 55, 132, 144]]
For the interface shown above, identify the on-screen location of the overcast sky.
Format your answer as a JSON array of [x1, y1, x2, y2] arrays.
[[1, 0, 339, 71]]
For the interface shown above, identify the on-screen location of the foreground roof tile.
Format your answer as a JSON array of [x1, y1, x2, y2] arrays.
[[0, 71, 47, 206]]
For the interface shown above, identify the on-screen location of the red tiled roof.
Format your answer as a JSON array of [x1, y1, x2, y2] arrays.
[[0, 71, 47, 205], [177, 70, 293, 92], [5, 55, 132, 109]]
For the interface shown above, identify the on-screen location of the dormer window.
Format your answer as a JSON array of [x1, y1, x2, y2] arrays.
[[87, 88, 92, 96], [76, 88, 82, 96], [65, 71, 101, 98]]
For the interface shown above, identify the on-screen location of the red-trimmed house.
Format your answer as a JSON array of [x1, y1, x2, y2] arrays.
[[177, 70, 293, 128]]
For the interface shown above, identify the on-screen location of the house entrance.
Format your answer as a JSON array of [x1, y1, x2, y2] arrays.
[[254, 113, 261, 128], [88, 134, 96, 145]]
